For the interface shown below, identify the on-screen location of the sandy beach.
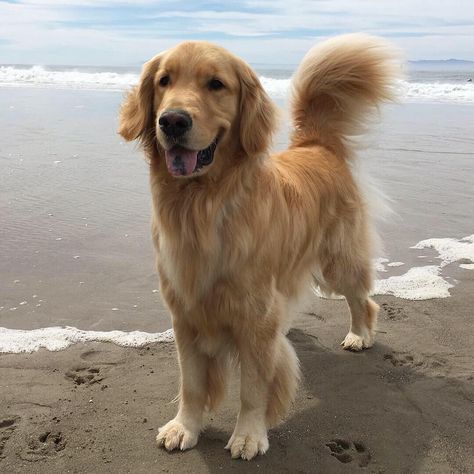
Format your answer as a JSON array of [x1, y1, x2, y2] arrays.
[[1, 88, 474, 473], [1, 288, 473, 473]]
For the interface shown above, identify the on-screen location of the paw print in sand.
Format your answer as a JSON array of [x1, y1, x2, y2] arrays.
[[65, 366, 103, 386], [326, 438, 371, 467], [0, 417, 20, 458]]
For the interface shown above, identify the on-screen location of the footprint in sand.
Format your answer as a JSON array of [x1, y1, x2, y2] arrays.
[[384, 352, 422, 368], [80, 349, 124, 365], [65, 366, 103, 386], [326, 438, 371, 467], [384, 352, 446, 370], [380, 303, 407, 321], [20, 431, 66, 461], [0, 416, 20, 458], [80, 349, 103, 362]]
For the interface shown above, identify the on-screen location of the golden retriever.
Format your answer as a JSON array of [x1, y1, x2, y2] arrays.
[[119, 33, 399, 460]]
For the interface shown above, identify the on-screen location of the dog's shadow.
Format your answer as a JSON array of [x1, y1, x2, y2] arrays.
[[191, 328, 473, 473]]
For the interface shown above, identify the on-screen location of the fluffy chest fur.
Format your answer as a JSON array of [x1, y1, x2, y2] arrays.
[[150, 160, 267, 309]]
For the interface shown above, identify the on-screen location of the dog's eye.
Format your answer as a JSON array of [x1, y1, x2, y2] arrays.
[[208, 78, 225, 91], [159, 75, 170, 87]]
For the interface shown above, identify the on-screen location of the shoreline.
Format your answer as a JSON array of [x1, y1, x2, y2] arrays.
[[2, 232, 473, 353]]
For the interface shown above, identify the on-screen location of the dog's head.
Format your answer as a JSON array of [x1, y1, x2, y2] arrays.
[[119, 41, 277, 178]]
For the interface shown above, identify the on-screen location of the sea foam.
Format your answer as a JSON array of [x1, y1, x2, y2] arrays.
[[374, 235, 474, 299], [373, 235, 473, 299], [374, 265, 453, 300], [411, 235, 474, 267], [318, 234, 473, 301], [1, 65, 473, 103], [0, 65, 138, 91], [0, 326, 174, 354]]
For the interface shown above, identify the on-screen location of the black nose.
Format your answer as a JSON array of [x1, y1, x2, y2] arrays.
[[158, 109, 192, 138]]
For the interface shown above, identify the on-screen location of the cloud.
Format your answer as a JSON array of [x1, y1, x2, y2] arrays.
[[0, 0, 473, 65]]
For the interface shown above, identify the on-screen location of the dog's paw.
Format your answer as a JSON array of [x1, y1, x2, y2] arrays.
[[156, 419, 199, 451], [225, 432, 269, 460], [341, 331, 373, 351]]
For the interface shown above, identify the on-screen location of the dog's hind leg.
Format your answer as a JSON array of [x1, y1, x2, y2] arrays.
[[321, 231, 379, 351], [341, 294, 379, 351], [325, 263, 379, 351]]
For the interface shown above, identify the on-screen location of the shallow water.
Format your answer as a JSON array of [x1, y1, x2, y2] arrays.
[[0, 88, 473, 335]]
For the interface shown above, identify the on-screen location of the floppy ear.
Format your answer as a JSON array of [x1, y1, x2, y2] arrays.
[[238, 62, 277, 157], [118, 54, 161, 148]]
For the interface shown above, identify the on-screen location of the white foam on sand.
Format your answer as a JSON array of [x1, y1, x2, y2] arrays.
[[316, 235, 474, 301], [0, 326, 174, 354], [374, 265, 453, 300], [374, 234, 473, 300], [375, 258, 389, 272], [411, 235, 474, 268]]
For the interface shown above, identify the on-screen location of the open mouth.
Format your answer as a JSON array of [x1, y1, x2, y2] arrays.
[[164, 139, 218, 177]]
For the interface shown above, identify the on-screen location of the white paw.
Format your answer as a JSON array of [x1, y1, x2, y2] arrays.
[[225, 432, 269, 460], [341, 330, 373, 351], [156, 419, 199, 451]]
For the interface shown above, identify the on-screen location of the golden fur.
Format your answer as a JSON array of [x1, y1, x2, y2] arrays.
[[119, 33, 399, 460]]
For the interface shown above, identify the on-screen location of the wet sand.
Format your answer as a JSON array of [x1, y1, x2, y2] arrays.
[[1, 284, 473, 473], [1, 89, 168, 333], [1, 89, 474, 331], [1, 88, 474, 472]]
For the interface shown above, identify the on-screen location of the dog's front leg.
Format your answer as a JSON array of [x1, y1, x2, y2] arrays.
[[225, 343, 271, 460], [156, 322, 207, 451]]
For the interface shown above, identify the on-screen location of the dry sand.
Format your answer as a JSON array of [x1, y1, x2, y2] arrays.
[[1, 89, 474, 473]]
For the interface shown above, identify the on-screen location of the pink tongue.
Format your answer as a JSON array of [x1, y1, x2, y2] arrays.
[[164, 146, 198, 177]]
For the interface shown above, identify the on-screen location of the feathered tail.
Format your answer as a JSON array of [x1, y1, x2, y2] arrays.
[[291, 33, 401, 158]]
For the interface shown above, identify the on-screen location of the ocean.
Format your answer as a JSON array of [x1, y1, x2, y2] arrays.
[[0, 61, 474, 102]]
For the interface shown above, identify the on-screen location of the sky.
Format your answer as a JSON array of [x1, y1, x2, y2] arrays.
[[0, 0, 473, 66]]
